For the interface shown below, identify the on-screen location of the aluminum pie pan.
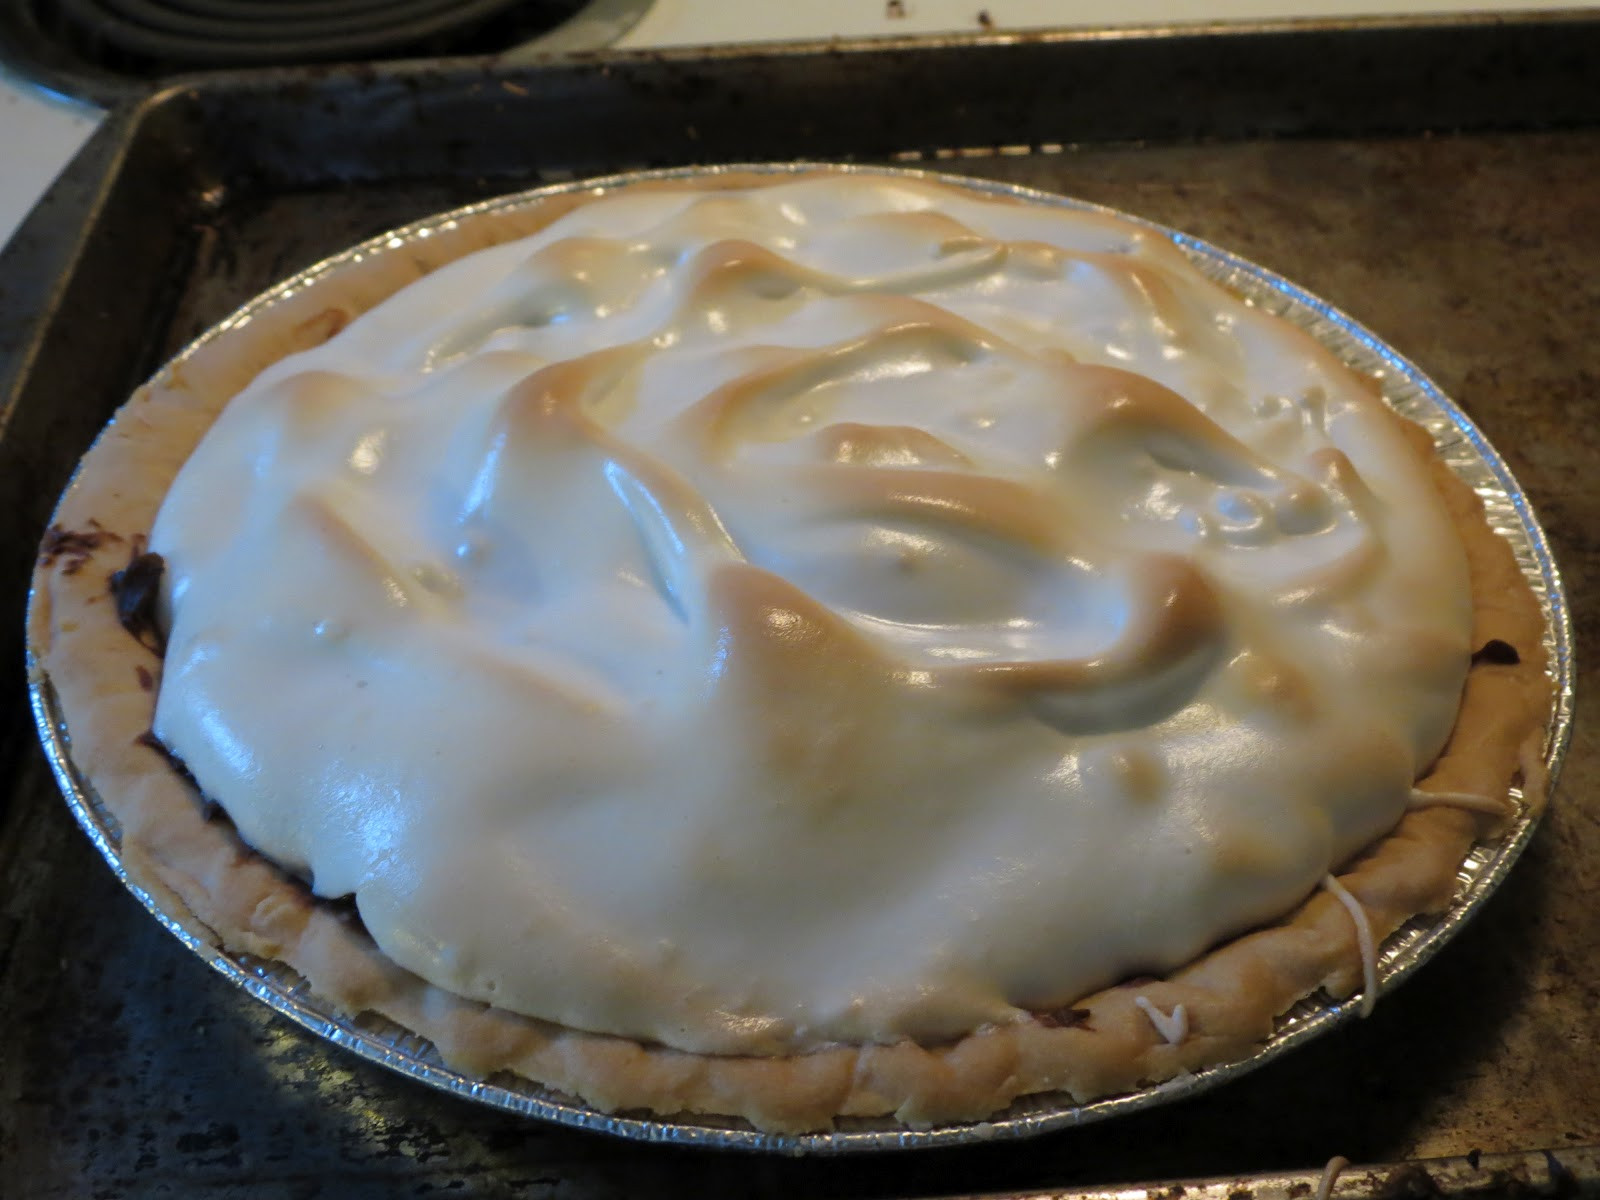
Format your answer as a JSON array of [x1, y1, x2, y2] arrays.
[[25, 162, 1575, 1155]]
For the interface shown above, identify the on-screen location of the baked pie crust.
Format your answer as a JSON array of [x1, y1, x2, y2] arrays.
[[28, 168, 1551, 1135]]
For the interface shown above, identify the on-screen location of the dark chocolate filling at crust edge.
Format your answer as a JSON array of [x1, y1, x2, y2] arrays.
[[109, 542, 167, 657], [1472, 638, 1522, 667]]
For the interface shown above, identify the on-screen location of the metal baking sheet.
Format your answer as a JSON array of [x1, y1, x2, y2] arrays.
[[23, 162, 1577, 1154], [3, 22, 1598, 1197]]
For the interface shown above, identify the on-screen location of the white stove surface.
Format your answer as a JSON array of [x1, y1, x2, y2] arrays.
[[619, 0, 1590, 46], [0, 74, 100, 250], [1, 1, 1593, 250]]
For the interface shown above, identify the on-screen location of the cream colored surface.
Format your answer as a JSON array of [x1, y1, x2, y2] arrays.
[[615, 0, 1600, 47], [149, 174, 1472, 1056]]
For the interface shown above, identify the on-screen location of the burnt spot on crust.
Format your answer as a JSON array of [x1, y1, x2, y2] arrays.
[[1471, 638, 1521, 667], [1035, 1006, 1093, 1030], [133, 729, 216, 819], [135, 665, 155, 692], [109, 539, 167, 656], [295, 307, 351, 345], [39, 519, 123, 575]]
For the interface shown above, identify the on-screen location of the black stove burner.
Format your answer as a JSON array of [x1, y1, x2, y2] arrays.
[[3, 0, 590, 103], [57, 0, 552, 66]]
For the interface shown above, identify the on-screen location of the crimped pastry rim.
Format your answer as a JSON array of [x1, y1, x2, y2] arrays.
[[25, 164, 1569, 1152]]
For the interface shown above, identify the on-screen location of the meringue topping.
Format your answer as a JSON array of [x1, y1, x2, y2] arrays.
[[149, 174, 1471, 1054]]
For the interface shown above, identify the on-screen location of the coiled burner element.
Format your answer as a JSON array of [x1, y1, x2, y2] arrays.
[[25, 0, 583, 77]]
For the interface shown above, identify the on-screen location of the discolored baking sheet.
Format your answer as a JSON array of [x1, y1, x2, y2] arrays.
[[3, 21, 1599, 1197]]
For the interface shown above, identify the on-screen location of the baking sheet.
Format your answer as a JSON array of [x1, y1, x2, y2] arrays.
[[3, 21, 1598, 1196]]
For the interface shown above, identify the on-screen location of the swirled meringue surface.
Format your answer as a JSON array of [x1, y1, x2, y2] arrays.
[[150, 173, 1471, 1055]]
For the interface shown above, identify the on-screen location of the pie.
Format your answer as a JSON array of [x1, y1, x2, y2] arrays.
[[28, 167, 1551, 1134]]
